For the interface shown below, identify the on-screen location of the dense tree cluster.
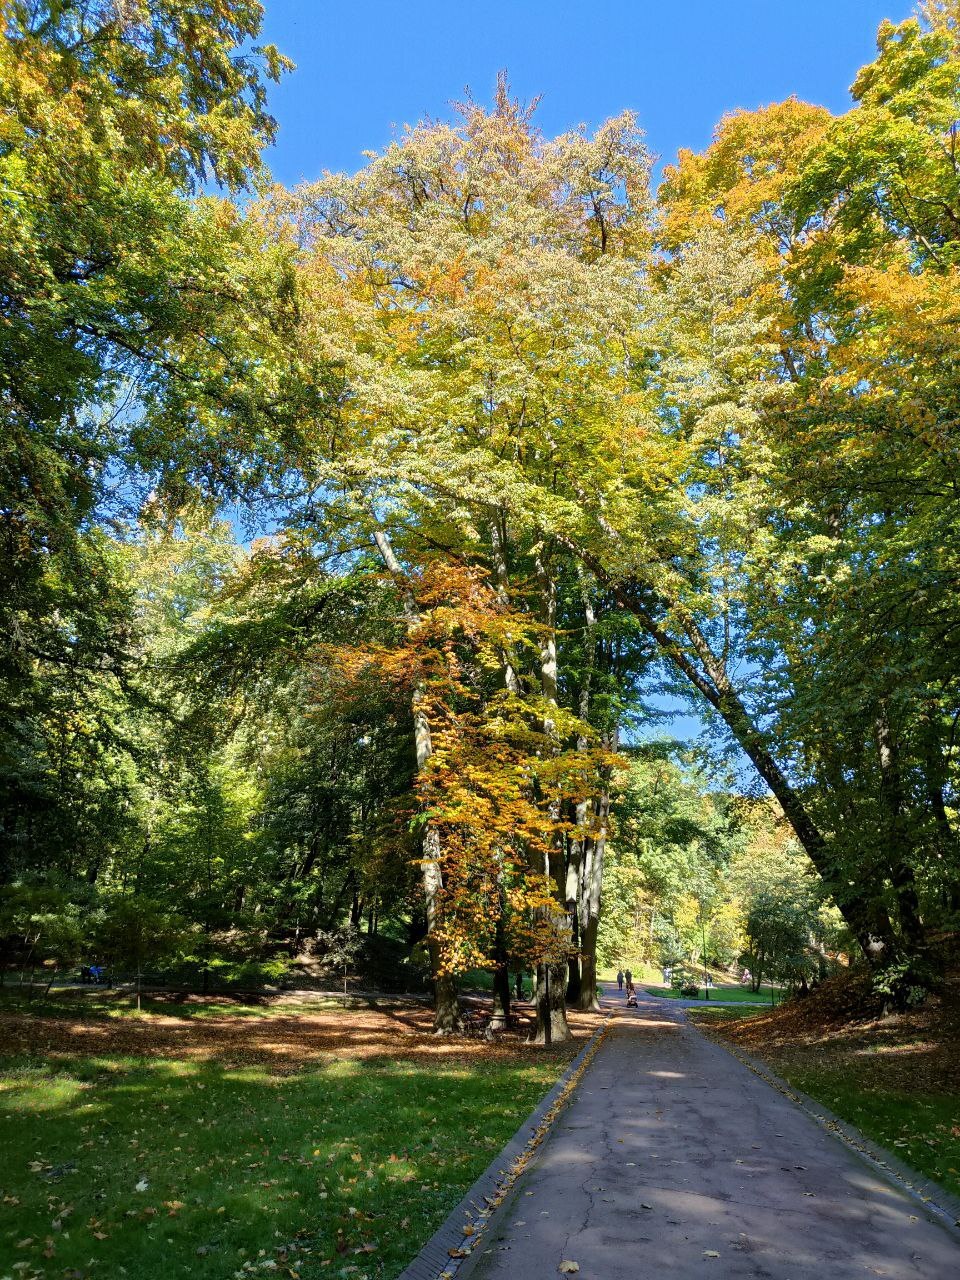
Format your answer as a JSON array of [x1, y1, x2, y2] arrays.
[[3, 2, 959, 1032]]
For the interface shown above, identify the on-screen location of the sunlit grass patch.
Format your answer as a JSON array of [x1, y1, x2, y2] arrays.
[[687, 1005, 761, 1024], [771, 1064, 960, 1202], [0, 1047, 565, 1279], [644, 984, 781, 1004]]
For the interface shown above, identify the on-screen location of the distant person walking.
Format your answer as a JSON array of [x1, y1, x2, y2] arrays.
[[616, 969, 624, 991], [624, 968, 632, 992]]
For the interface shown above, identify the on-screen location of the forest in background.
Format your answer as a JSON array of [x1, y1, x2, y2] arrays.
[[3, 0, 959, 1039]]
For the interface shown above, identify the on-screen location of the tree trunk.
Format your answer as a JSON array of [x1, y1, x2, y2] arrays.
[[553, 529, 895, 961], [572, 581, 605, 1013], [565, 805, 584, 1005], [489, 904, 512, 1032], [613, 580, 897, 959], [533, 553, 572, 1044], [489, 514, 522, 696], [533, 960, 571, 1045], [372, 524, 459, 1033], [577, 770, 610, 1011], [423, 822, 458, 1033], [578, 914, 601, 1011], [876, 713, 925, 953], [566, 951, 582, 1006]]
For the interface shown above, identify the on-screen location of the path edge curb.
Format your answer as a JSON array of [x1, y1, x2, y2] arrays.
[[697, 1020, 960, 1241], [395, 1013, 613, 1280]]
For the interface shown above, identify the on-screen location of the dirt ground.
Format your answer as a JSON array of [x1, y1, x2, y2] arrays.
[[0, 992, 606, 1073], [709, 965, 960, 1094]]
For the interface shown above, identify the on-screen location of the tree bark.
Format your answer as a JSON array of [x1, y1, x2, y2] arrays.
[[532, 960, 571, 1045], [565, 804, 584, 1005], [371, 525, 458, 1032], [488, 902, 512, 1032], [576, 794, 607, 1011], [573, 580, 606, 1012], [533, 550, 572, 1044], [876, 713, 925, 952]]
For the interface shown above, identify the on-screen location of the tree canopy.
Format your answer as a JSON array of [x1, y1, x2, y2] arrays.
[[3, 4, 959, 1030]]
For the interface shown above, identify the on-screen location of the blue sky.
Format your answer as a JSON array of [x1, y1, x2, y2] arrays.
[[259, 1, 911, 187]]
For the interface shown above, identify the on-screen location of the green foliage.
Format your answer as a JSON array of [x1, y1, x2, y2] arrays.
[[741, 892, 816, 991], [3, 0, 960, 1023]]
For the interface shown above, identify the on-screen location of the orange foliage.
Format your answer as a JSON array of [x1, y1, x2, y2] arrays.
[[323, 562, 619, 976]]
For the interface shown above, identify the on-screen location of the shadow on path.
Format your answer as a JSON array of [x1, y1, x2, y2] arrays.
[[464, 986, 960, 1279]]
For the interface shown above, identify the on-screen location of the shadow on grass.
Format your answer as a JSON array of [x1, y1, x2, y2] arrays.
[[0, 1048, 563, 1280]]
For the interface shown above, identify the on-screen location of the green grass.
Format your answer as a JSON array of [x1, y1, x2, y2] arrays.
[[643, 984, 782, 1004], [0, 1050, 564, 1279], [775, 1064, 960, 1202], [686, 1005, 761, 1024], [598, 962, 660, 985], [457, 968, 532, 998]]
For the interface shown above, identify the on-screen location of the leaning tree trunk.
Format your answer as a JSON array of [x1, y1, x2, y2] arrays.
[[372, 525, 458, 1033], [557, 523, 898, 962], [610, 578, 899, 962]]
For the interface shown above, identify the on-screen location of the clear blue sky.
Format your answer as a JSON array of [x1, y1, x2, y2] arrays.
[[259, 0, 911, 186]]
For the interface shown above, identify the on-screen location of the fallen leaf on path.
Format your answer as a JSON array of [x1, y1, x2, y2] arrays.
[[559, 1262, 580, 1274], [703, 1251, 720, 1258]]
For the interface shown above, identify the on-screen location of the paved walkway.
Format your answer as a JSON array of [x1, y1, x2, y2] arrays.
[[466, 988, 960, 1279]]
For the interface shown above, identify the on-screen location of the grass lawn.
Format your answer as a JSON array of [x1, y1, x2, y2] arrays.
[[643, 984, 782, 1004], [0, 991, 587, 1280], [597, 963, 660, 985], [775, 1063, 960, 1201], [687, 1005, 759, 1025]]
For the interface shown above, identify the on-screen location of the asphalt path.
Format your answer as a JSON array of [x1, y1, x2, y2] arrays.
[[465, 985, 960, 1279]]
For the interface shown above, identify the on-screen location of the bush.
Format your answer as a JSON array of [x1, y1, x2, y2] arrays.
[[311, 931, 430, 993], [680, 982, 700, 998]]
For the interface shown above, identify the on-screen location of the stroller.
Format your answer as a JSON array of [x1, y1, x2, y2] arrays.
[[625, 983, 639, 1008]]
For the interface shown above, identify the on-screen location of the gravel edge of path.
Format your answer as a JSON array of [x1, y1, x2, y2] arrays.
[[395, 1016, 613, 1280], [693, 1016, 960, 1241]]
